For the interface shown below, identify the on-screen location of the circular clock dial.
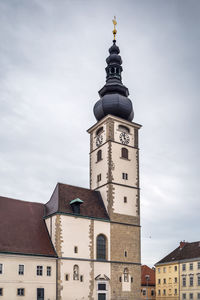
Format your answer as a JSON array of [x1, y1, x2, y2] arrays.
[[119, 132, 130, 145], [96, 134, 103, 147]]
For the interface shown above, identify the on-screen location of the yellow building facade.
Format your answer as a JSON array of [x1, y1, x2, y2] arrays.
[[155, 241, 200, 300], [156, 262, 179, 300]]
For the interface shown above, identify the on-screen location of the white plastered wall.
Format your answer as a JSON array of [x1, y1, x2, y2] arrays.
[[0, 254, 56, 300], [112, 185, 138, 216]]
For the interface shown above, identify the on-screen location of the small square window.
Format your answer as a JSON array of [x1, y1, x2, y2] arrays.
[[80, 275, 83, 282], [18, 264, 24, 275], [37, 266, 43, 276], [47, 266, 51, 276], [98, 283, 106, 291], [74, 246, 78, 253], [0, 264, 2, 274], [0, 288, 2, 296], [124, 196, 127, 203], [17, 288, 24, 296], [122, 173, 128, 180]]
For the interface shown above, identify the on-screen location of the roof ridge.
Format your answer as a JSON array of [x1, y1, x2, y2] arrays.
[[58, 182, 93, 192], [0, 195, 43, 206]]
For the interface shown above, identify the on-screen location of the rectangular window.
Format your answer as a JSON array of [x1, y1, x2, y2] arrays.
[[37, 266, 43, 276], [151, 290, 154, 296], [198, 293, 200, 299], [163, 289, 166, 295], [97, 174, 101, 182], [142, 289, 146, 296], [158, 289, 160, 295], [190, 263, 193, 270], [174, 265, 177, 271], [175, 289, 177, 295], [65, 274, 69, 281], [198, 276, 200, 286], [174, 277, 177, 283], [182, 264, 186, 271], [163, 267, 166, 273], [37, 288, 44, 300], [80, 275, 83, 282], [158, 268, 160, 273], [190, 277, 193, 286], [124, 196, 127, 203], [0, 264, 2, 274], [74, 246, 78, 253], [47, 266, 51, 276], [122, 173, 128, 180], [190, 293, 193, 299], [98, 284, 106, 291], [198, 262, 200, 269], [18, 264, 24, 275], [0, 289, 2, 296], [182, 294, 186, 300], [17, 288, 24, 296], [158, 279, 161, 284], [182, 277, 186, 287], [163, 278, 166, 284]]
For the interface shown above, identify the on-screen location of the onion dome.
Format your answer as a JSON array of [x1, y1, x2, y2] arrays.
[[93, 35, 134, 122]]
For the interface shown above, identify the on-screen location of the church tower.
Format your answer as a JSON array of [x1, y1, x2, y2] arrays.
[[88, 19, 141, 299]]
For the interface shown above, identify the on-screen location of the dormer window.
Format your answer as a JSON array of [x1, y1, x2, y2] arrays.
[[70, 198, 84, 214]]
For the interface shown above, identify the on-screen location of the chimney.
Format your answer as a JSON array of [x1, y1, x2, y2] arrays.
[[180, 241, 186, 250]]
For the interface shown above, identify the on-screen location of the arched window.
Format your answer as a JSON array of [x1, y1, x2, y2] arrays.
[[97, 150, 102, 162], [96, 127, 103, 136], [121, 148, 128, 159], [73, 265, 79, 280], [124, 268, 129, 282], [97, 234, 106, 260], [118, 125, 130, 133]]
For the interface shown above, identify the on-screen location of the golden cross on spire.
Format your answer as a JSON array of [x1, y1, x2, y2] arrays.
[[112, 16, 117, 40]]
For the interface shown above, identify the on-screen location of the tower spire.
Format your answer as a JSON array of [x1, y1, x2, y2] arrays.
[[93, 22, 134, 122], [112, 16, 117, 41]]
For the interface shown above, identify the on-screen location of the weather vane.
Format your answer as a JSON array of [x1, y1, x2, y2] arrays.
[[112, 16, 117, 41]]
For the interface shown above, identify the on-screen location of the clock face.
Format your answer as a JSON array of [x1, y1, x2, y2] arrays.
[[119, 132, 130, 145], [96, 134, 103, 147]]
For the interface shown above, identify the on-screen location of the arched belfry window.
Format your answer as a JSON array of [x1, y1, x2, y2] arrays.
[[118, 125, 130, 133], [124, 268, 129, 282], [121, 148, 128, 159], [97, 150, 102, 162], [97, 234, 106, 260], [73, 265, 79, 280], [96, 127, 103, 136]]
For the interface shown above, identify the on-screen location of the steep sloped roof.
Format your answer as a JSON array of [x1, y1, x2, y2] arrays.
[[156, 241, 200, 265], [141, 265, 155, 286], [0, 196, 56, 257], [45, 183, 109, 220]]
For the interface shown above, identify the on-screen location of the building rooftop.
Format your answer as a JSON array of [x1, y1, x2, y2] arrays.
[[0, 196, 56, 257], [45, 183, 109, 220], [141, 265, 155, 286], [156, 241, 200, 265]]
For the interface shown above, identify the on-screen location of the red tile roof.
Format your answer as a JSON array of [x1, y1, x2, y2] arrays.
[[0, 196, 56, 257], [156, 241, 200, 264], [141, 265, 155, 286], [45, 183, 109, 220]]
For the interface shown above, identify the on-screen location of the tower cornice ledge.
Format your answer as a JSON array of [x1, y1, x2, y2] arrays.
[[87, 114, 142, 133]]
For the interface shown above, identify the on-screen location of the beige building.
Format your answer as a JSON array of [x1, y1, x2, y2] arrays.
[[0, 33, 142, 299], [155, 241, 200, 300]]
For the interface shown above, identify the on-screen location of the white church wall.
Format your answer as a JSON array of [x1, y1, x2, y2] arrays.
[[94, 220, 110, 261], [112, 185, 138, 216]]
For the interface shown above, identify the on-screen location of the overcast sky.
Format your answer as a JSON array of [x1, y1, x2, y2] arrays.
[[0, 0, 200, 267]]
